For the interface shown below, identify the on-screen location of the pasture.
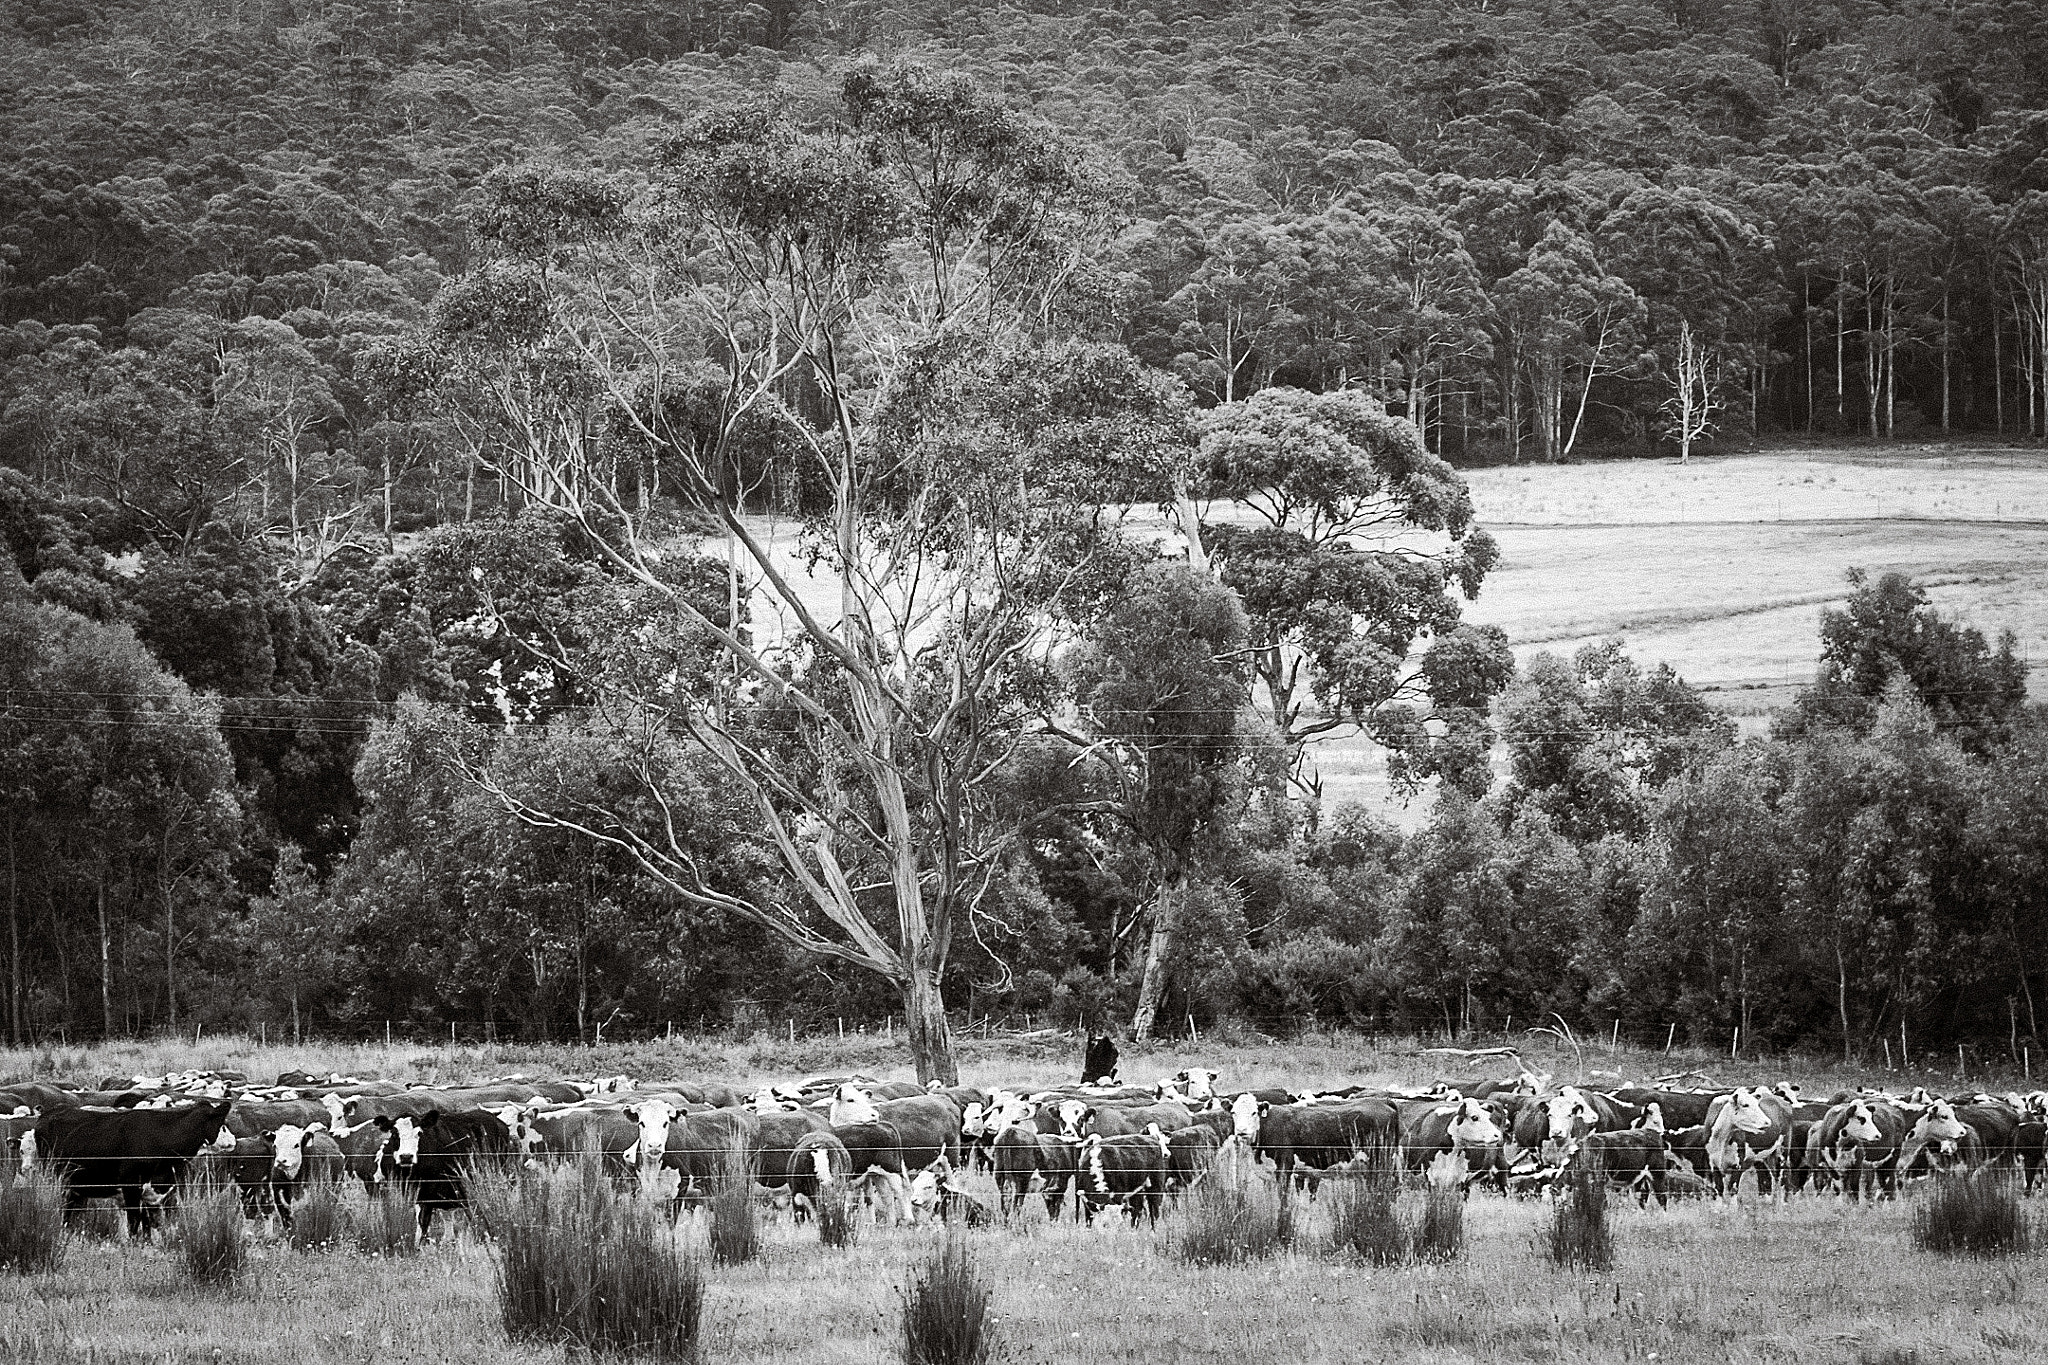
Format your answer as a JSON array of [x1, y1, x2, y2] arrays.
[[4, 1033, 2043, 1364]]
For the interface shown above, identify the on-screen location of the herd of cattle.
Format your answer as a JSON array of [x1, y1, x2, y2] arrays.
[[5, 1055, 2046, 1244]]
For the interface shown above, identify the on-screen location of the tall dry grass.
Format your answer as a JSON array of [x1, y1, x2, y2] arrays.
[[172, 1176, 247, 1286], [1912, 1170, 2033, 1257], [1325, 1140, 1407, 1267], [709, 1148, 760, 1267], [1410, 1184, 1466, 1264], [1167, 1173, 1292, 1265], [285, 1184, 347, 1252], [354, 1185, 420, 1257], [494, 1160, 704, 1360], [1546, 1164, 1614, 1272], [902, 1234, 993, 1365], [816, 1179, 860, 1249], [0, 1168, 67, 1273]]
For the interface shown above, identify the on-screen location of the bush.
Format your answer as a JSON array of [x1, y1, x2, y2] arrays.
[[355, 1185, 421, 1258], [1546, 1164, 1614, 1272], [0, 1168, 67, 1273], [1168, 1174, 1291, 1265], [708, 1149, 759, 1267], [816, 1179, 860, 1250], [1326, 1140, 1406, 1267], [903, 1234, 993, 1365], [173, 1176, 248, 1286], [1410, 1184, 1466, 1264], [497, 1162, 704, 1360], [286, 1185, 347, 1252], [1913, 1170, 2032, 1258]]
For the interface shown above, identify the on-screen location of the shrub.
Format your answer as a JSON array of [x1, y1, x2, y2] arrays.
[[1912, 1170, 2032, 1258], [0, 1168, 67, 1273], [355, 1185, 421, 1258], [286, 1185, 347, 1252], [1168, 1174, 1290, 1265], [903, 1234, 992, 1365], [1410, 1184, 1466, 1264], [1546, 1164, 1614, 1272], [1326, 1139, 1406, 1267], [173, 1176, 248, 1286], [816, 1179, 860, 1249], [708, 1149, 759, 1267], [497, 1161, 704, 1360]]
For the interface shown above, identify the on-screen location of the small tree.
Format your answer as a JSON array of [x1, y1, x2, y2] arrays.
[[1661, 319, 1718, 464]]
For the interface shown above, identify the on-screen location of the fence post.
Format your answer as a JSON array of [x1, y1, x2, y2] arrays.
[[788, 1018, 795, 1045], [385, 1020, 391, 1047]]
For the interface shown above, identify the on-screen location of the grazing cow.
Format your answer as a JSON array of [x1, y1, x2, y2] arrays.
[[1897, 1099, 1975, 1174], [665, 1108, 763, 1213], [1230, 1094, 1398, 1200], [1083, 1034, 1120, 1085], [1164, 1125, 1221, 1191], [268, 1123, 345, 1229], [28, 1100, 237, 1237], [785, 1130, 851, 1222], [907, 1159, 993, 1228], [1813, 1097, 1912, 1200], [1704, 1087, 1794, 1195], [1400, 1098, 1507, 1187], [376, 1109, 522, 1237], [1563, 1130, 1670, 1208], [1077, 1127, 1171, 1225], [992, 1125, 1077, 1218]]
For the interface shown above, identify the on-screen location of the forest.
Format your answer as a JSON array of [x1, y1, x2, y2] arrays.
[[4, 0, 2048, 1073]]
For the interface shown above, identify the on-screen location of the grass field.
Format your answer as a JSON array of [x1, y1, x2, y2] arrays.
[[4, 1033, 2042, 1364]]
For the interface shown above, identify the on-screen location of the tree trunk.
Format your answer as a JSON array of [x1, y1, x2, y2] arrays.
[[902, 967, 957, 1086], [1131, 872, 1185, 1043], [1836, 943, 1851, 1064], [98, 872, 113, 1039], [163, 882, 177, 1030], [5, 815, 17, 1046]]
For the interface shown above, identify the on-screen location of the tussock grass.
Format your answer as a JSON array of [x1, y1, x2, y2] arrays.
[[285, 1185, 347, 1252], [355, 1185, 420, 1257], [902, 1234, 992, 1365], [816, 1180, 860, 1249], [1410, 1184, 1466, 1264], [1547, 1164, 1614, 1272], [172, 1176, 247, 1286], [1326, 1139, 1407, 1267], [709, 1148, 760, 1267], [496, 1160, 704, 1360], [1912, 1170, 2032, 1258], [1168, 1174, 1291, 1265], [0, 1168, 67, 1273]]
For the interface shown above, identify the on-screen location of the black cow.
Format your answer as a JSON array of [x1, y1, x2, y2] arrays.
[[1231, 1096, 1398, 1200], [665, 1108, 763, 1213], [832, 1120, 912, 1221], [1083, 1034, 1120, 1085], [992, 1126, 1076, 1218], [1077, 1130, 1170, 1225], [1164, 1125, 1221, 1191], [1564, 1131, 1670, 1207], [2015, 1120, 2047, 1193], [374, 1109, 520, 1237], [31, 1099, 235, 1237], [785, 1130, 851, 1221]]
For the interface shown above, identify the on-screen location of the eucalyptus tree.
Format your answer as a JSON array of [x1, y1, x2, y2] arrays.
[[425, 64, 1178, 1083]]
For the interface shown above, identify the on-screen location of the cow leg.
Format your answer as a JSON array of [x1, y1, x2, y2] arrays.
[[121, 1186, 148, 1240]]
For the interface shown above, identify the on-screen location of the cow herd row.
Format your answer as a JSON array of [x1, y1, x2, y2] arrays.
[[5, 1060, 2046, 1245]]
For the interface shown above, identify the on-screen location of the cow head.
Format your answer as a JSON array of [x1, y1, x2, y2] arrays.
[[482, 1102, 537, 1153], [319, 1093, 351, 1130], [1230, 1093, 1266, 1146], [830, 1085, 882, 1128], [989, 1094, 1034, 1135], [1175, 1068, 1218, 1102], [1541, 1089, 1599, 1147], [2022, 1091, 2048, 1122], [1909, 1100, 1968, 1155], [1907, 1087, 1935, 1108], [906, 1159, 952, 1225], [1447, 1098, 1504, 1150], [1841, 1100, 1884, 1146], [376, 1113, 425, 1167], [1726, 1088, 1777, 1135], [747, 1088, 796, 1115], [1635, 1103, 1667, 1134], [268, 1122, 326, 1180], [959, 1103, 988, 1139], [1771, 1082, 1802, 1107], [621, 1100, 680, 1177], [1055, 1100, 1094, 1140]]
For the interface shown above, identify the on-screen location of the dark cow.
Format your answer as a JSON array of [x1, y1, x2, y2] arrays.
[[832, 1090, 961, 1169], [1164, 1125, 1221, 1191], [1812, 1097, 1912, 1200], [665, 1108, 763, 1212], [267, 1122, 345, 1229], [1611, 1088, 1721, 1131], [785, 1130, 851, 1221], [1076, 1128, 1170, 1225], [374, 1109, 521, 1237], [992, 1125, 1077, 1218], [832, 1121, 912, 1222], [1083, 1034, 1120, 1085], [1563, 1130, 1670, 1207], [1664, 1124, 1711, 1181], [28, 1099, 236, 1236], [2015, 1120, 2047, 1193], [1230, 1095, 1399, 1200], [749, 1108, 833, 1205], [225, 1099, 331, 1140], [1399, 1098, 1508, 1187], [202, 1135, 280, 1220]]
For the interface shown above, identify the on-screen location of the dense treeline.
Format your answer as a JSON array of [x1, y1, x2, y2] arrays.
[[4, 0, 2047, 1062]]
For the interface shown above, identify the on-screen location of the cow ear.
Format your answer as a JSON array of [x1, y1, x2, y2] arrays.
[[419, 1110, 442, 1129], [1258, 1101, 1271, 1117], [263, 1129, 277, 1141], [373, 1116, 395, 1131], [308, 1122, 326, 1133], [621, 1106, 639, 1122]]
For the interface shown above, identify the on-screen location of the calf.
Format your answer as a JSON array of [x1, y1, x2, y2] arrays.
[[1563, 1130, 1670, 1208], [1077, 1127, 1171, 1225], [907, 1160, 993, 1228], [992, 1125, 1077, 1218], [785, 1130, 851, 1222], [28, 1100, 237, 1237]]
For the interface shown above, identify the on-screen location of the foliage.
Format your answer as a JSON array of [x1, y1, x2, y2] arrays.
[[1911, 1171, 2033, 1258], [1546, 1165, 1615, 1272], [1168, 1174, 1293, 1266], [0, 1169, 66, 1274], [173, 1177, 249, 1286], [902, 1235, 993, 1365]]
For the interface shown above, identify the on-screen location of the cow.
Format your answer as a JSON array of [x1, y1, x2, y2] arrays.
[[1704, 1087, 1794, 1195], [1052, 1098, 1193, 1142], [1230, 1094, 1398, 1200], [1399, 1097, 1507, 1188], [992, 1125, 1077, 1219], [1077, 1127, 1171, 1225], [1610, 1088, 1721, 1131], [785, 1130, 851, 1222], [267, 1122, 345, 1229], [665, 1107, 763, 1214], [1663, 1124, 1711, 1181], [2015, 1119, 2047, 1194], [375, 1108, 522, 1238], [225, 1099, 331, 1140], [1562, 1130, 1670, 1208], [907, 1159, 993, 1228], [1163, 1125, 1221, 1192], [1083, 1034, 1120, 1085], [202, 1134, 280, 1220], [831, 1089, 961, 1169], [28, 1099, 237, 1237], [1156, 1069, 1220, 1104], [830, 1121, 912, 1224], [750, 1107, 834, 1208], [1897, 1099, 1975, 1175], [1812, 1097, 1912, 1200], [521, 1104, 643, 1186]]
